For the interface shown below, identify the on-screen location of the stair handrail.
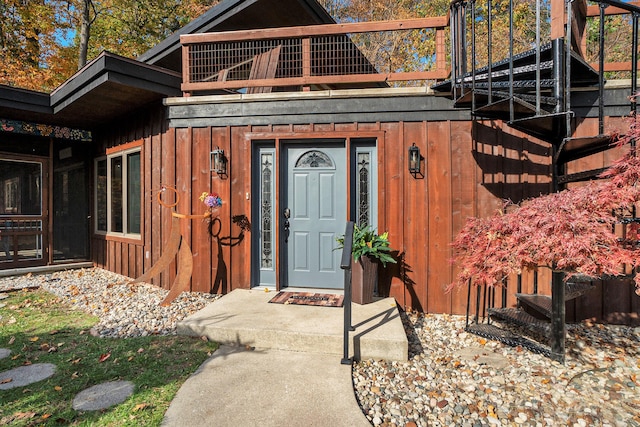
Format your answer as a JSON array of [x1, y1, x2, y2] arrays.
[[340, 221, 355, 365]]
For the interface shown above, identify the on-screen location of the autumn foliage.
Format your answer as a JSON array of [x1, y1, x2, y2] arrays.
[[451, 118, 640, 296]]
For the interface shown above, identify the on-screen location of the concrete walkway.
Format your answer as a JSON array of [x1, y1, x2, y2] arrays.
[[162, 345, 371, 427], [177, 289, 408, 361], [162, 288, 409, 426]]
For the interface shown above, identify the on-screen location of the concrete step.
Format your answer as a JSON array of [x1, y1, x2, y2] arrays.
[[177, 288, 408, 361]]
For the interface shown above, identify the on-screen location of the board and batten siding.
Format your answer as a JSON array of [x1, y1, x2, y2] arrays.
[[90, 101, 639, 322]]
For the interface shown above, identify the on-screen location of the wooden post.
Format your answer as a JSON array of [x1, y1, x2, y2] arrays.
[[302, 37, 311, 92], [550, 0, 566, 40], [436, 28, 446, 75], [182, 44, 191, 97]]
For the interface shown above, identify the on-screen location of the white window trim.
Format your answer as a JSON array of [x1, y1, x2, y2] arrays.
[[94, 147, 141, 238]]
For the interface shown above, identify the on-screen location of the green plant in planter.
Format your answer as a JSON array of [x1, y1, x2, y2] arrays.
[[336, 225, 397, 266]]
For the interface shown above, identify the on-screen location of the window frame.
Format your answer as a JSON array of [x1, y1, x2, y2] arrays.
[[94, 144, 142, 240]]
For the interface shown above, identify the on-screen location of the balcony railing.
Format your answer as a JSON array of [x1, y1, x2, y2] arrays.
[[180, 17, 450, 95]]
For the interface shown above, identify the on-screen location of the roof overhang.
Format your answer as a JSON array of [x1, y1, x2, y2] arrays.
[[0, 52, 181, 130]]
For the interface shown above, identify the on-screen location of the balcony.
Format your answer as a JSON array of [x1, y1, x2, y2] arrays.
[[179, 17, 450, 96]]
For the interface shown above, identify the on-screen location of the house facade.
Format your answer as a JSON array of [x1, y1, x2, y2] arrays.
[[1, 0, 638, 323]]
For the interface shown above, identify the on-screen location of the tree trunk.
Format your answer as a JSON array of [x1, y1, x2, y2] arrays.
[[78, 0, 91, 69]]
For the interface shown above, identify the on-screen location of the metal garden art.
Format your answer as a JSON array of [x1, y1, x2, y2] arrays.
[[132, 185, 222, 306]]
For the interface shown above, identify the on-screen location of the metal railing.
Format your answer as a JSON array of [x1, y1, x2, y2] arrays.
[[340, 221, 355, 365], [449, 0, 640, 130], [180, 18, 450, 95]]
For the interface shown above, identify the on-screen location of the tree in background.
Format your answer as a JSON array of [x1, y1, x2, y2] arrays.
[[0, 0, 70, 90], [0, 0, 217, 92], [318, 0, 450, 80]]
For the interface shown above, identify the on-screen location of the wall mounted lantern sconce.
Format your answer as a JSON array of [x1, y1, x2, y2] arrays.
[[210, 147, 227, 176], [408, 143, 420, 176]]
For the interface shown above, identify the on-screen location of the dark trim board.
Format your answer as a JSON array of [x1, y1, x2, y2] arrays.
[[166, 87, 633, 128], [167, 94, 472, 127], [51, 52, 181, 111]]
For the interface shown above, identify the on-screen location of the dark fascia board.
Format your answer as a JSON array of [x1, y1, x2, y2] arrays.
[[50, 51, 181, 112], [0, 84, 52, 115], [138, 0, 334, 66]]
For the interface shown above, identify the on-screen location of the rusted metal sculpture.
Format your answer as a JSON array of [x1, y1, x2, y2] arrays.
[[132, 186, 209, 306]]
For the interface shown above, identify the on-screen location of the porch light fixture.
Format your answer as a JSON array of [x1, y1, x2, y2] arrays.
[[210, 147, 227, 175], [408, 143, 420, 175]]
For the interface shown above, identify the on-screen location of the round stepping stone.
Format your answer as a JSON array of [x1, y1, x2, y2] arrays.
[[72, 380, 135, 411], [0, 348, 10, 360], [0, 363, 56, 389]]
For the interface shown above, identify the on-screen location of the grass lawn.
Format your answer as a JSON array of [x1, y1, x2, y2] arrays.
[[0, 288, 217, 426]]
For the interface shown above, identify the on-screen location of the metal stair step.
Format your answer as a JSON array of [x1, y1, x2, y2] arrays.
[[458, 60, 554, 83], [473, 89, 557, 106], [558, 167, 608, 184], [516, 280, 595, 318], [488, 307, 551, 335], [462, 79, 558, 89], [515, 294, 552, 318], [556, 135, 616, 164], [465, 323, 551, 358]]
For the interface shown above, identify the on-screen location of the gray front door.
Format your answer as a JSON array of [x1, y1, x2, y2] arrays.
[[283, 143, 346, 289]]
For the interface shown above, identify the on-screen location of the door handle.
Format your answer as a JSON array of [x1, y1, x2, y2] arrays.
[[283, 208, 290, 243]]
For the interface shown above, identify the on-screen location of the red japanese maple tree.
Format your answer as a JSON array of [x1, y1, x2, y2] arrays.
[[451, 119, 640, 296]]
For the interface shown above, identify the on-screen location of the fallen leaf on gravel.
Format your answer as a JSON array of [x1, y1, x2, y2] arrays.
[[0, 378, 13, 384], [98, 353, 111, 363], [478, 338, 487, 345], [487, 405, 496, 417]]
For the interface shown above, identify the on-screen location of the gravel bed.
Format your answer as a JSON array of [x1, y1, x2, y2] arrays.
[[0, 267, 219, 337], [1, 268, 639, 426], [354, 312, 640, 427]]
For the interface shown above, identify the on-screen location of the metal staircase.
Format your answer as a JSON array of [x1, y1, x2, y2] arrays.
[[436, 0, 640, 362]]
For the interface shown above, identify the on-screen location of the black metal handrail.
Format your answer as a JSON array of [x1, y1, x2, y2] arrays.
[[340, 221, 355, 365]]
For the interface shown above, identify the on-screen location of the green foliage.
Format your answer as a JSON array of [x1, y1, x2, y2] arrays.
[[0, 289, 217, 426], [337, 225, 397, 266], [0, 0, 219, 91]]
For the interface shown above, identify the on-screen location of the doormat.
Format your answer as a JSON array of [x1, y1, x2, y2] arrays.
[[268, 291, 344, 307]]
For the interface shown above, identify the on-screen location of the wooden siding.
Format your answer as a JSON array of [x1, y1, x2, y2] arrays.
[[91, 105, 638, 323]]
